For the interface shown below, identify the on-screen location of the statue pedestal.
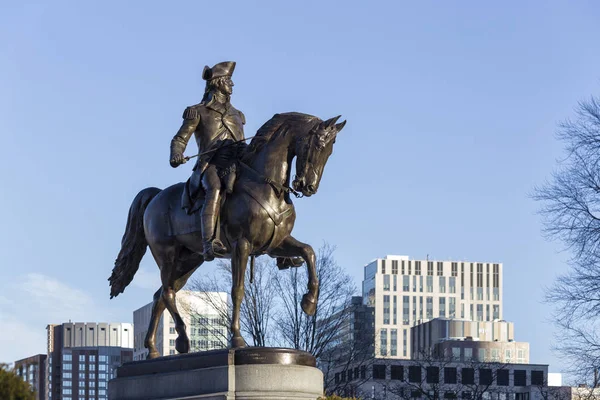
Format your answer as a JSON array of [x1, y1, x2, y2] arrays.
[[108, 347, 323, 400]]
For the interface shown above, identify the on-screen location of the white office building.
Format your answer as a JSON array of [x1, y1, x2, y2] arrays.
[[133, 290, 228, 360], [362, 255, 503, 359]]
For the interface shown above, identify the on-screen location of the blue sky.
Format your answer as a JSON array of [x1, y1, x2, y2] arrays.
[[1, 0, 599, 376]]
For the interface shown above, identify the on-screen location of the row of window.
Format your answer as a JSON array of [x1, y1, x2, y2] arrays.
[[336, 365, 543, 387], [381, 261, 500, 289], [381, 295, 500, 326], [62, 354, 109, 362], [62, 388, 107, 396]]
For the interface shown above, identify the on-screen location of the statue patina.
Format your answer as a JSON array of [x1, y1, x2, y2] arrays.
[[109, 61, 346, 358]]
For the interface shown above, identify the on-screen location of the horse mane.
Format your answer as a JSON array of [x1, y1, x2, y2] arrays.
[[244, 112, 321, 160]]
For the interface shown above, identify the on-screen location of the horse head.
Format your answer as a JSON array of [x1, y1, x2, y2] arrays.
[[293, 115, 346, 197]]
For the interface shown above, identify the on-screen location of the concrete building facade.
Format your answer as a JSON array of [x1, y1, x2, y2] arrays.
[[46, 322, 134, 400], [411, 318, 530, 364], [362, 255, 503, 359], [14, 354, 47, 400], [328, 358, 548, 400], [133, 290, 228, 360]]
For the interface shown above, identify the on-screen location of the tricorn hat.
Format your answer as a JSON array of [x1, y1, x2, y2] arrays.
[[202, 61, 236, 81]]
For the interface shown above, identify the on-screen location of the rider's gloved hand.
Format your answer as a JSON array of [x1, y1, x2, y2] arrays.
[[170, 153, 186, 168]]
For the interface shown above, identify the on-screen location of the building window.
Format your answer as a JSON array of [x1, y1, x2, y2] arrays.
[[373, 365, 386, 380], [451, 262, 458, 277], [461, 368, 474, 384], [444, 367, 457, 384], [427, 262, 433, 276], [479, 369, 493, 385], [408, 366, 421, 383], [437, 262, 443, 276], [391, 365, 404, 380], [169, 339, 176, 346], [403, 296, 410, 325], [380, 329, 387, 356], [390, 329, 397, 356], [169, 327, 176, 334], [517, 349, 526, 363], [381, 260, 386, 274], [505, 349, 512, 362], [89, 355, 96, 362], [426, 366, 439, 384], [63, 354, 72, 361], [493, 305, 500, 320], [409, 261, 413, 275], [335, 372, 339, 384], [89, 364, 95, 371], [514, 370, 527, 386], [415, 261, 421, 275], [439, 276, 446, 293], [452, 347, 460, 359], [403, 275, 410, 291], [392, 260, 398, 275], [426, 276, 433, 293], [419, 276, 424, 292], [62, 388, 72, 395], [79, 364, 86, 371], [394, 275, 398, 291], [361, 365, 366, 379], [64, 380, 72, 387], [341, 371, 346, 382], [90, 389, 96, 396], [477, 304, 483, 321], [79, 380, 85, 387], [449, 277, 456, 293], [449, 297, 456, 318], [412, 296, 417, 323], [426, 297, 433, 319], [384, 275, 390, 291], [64, 363, 72, 371], [532, 371, 544, 386], [402, 260, 405, 275], [383, 295, 390, 324], [403, 329, 408, 357], [439, 297, 446, 317], [497, 369, 509, 386]]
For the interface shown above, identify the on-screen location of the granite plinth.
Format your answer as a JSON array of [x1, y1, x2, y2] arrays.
[[108, 347, 323, 400]]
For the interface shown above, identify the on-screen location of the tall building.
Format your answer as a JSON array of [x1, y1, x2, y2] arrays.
[[362, 255, 503, 359], [133, 290, 228, 360], [14, 354, 47, 400], [46, 322, 133, 400]]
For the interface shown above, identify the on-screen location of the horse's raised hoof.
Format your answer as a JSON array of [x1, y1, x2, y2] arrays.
[[175, 336, 190, 354], [231, 336, 247, 348], [301, 293, 317, 316], [147, 350, 160, 359]]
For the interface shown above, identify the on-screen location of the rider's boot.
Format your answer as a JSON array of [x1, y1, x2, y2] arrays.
[[201, 194, 226, 261]]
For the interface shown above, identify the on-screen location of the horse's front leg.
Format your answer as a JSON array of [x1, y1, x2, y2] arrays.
[[269, 235, 319, 316], [231, 238, 251, 348]]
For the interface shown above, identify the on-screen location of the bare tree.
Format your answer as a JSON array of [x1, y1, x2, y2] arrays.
[[187, 257, 278, 347], [533, 95, 600, 380], [274, 243, 356, 360]]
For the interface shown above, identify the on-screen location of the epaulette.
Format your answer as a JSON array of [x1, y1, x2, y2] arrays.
[[182, 107, 198, 120]]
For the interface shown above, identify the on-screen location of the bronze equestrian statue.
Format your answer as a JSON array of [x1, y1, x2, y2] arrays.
[[109, 61, 346, 358]]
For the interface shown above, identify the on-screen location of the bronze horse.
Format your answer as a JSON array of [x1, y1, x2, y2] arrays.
[[109, 112, 345, 358]]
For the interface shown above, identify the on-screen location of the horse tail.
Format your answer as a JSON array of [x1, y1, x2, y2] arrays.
[[109, 187, 162, 298]]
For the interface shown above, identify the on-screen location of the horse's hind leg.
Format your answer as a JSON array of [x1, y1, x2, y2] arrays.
[[269, 235, 319, 316], [150, 242, 204, 355], [144, 287, 165, 359]]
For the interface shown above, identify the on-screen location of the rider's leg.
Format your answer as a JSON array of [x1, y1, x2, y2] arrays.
[[200, 165, 226, 261]]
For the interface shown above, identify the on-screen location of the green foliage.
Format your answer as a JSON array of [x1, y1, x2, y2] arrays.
[[0, 363, 36, 400]]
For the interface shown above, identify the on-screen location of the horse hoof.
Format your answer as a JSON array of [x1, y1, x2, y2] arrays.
[[301, 293, 317, 316], [147, 350, 160, 359], [176, 336, 190, 354], [231, 336, 246, 348]]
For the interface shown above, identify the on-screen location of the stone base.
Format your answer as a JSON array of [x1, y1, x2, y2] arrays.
[[108, 347, 323, 400]]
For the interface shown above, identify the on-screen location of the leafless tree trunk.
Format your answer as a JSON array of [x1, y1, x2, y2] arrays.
[[274, 243, 356, 360], [533, 95, 600, 381]]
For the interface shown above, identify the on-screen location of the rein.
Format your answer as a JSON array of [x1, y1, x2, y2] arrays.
[[238, 161, 303, 198]]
